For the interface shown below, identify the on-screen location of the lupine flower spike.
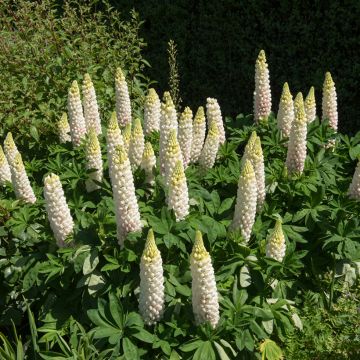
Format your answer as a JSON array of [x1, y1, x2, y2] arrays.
[[82, 73, 101, 135], [141, 142, 156, 185], [139, 229, 165, 325], [144, 88, 161, 135], [253, 50, 272, 123], [266, 219, 286, 262], [178, 107, 193, 168], [122, 123, 132, 154], [199, 121, 219, 170], [206, 98, 225, 144], [106, 112, 124, 173], [285, 93, 308, 175], [85, 128, 103, 192], [322, 72, 338, 132], [164, 129, 183, 187], [190, 230, 219, 328], [168, 160, 189, 221], [4, 132, 19, 164], [44, 173, 74, 247], [115, 68, 132, 127], [110, 145, 142, 247], [277, 82, 294, 138], [57, 112, 71, 143], [305, 86, 316, 123], [230, 160, 257, 242], [348, 159, 360, 200], [190, 106, 206, 163], [0, 145, 11, 185], [129, 118, 145, 170], [68, 80, 87, 147]]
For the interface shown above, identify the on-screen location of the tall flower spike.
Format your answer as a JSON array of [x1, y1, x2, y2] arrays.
[[253, 50, 272, 123], [85, 128, 103, 192], [106, 112, 124, 174], [144, 88, 161, 135], [277, 82, 294, 138], [122, 122, 132, 154], [3, 132, 19, 164], [44, 173, 74, 247], [0, 145, 11, 185], [68, 80, 87, 147], [322, 72, 338, 131], [206, 98, 225, 144], [190, 230, 219, 328], [305, 86, 316, 123], [10, 152, 36, 204], [348, 159, 360, 200], [115, 68, 132, 127], [159, 92, 178, 175], [82, 73, 101, 135], [266, 219, 286, 262], [286, 92, 308, 175], [110, 145, 142, 247], [139, 229, 165, 325], [129, 118, 145, 170], [190, 106, 206, 163], [58, 112, 71, 143], [140, 142, 156, 184], [229, 160, 257, 242], [178, 107, 193, 168], [164, 129, 183, 187], [168, 160, 189, 221], [199, 121, 219, 170]]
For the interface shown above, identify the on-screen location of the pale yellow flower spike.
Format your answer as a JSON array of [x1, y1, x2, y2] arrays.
[[142, 229, 160, 263], [191, 230, 210, 262]]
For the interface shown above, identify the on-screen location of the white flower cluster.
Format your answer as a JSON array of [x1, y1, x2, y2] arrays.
[[178, 107, 193, 168], [144, 88, 161, 135], [206, 98, 225, 144], [164, 129, 183, 187], [122, 123, 132, 154], [129, 118, 145, 170], [82, 73, 101, 135], [57, 112, 71, 143], [266, 219, 286, 262], [305, 86, 316, 123], [85, 128, 103, 192], [44, 173, 74, 247], [140, 142, 156, 184], [277, 82, 294, 138], [4, 132, 19, 163], [348, 159, 360, 200], [106, 112, 124, 173], [0, 145, 11, 185], [199, 121, 219, 170], [115, 68, 132, 127], [190, 106, 206, 163], [322, 72, 338, 131]]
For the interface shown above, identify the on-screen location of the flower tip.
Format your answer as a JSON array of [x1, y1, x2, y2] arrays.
[[192, 230, 209, 261]]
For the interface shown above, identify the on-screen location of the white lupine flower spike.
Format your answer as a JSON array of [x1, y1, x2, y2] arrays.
[[115, 68, 132, 127], [44, 173, 74, 247], [85, 128, 103, 192], [277, 82, 294, 138], [139, 229, 165, 325], [190, 106, 206, 163], [110, 145, 142, 247], [254, 50, 272, 123], [144, 88, 161, 135], [141, 142, 156, 185], [230, 160, 257, 242], [106, 112, 124, 174], [129, 118, 145, 170], [164, 129, 183, 187], [0, 145, 11, 185], [199, 121, 220, 170], [206, 98, 225, 144], [190, 230, 220, 328], [82, 73, 101, 135], [68, 80, 87, 147], [178, 106, 193, 168], [168, 160, 189, 221], [266, 219, 286, 262], [322, 72, 338, 131], [122, 123, 132, 154], [4, 132, 19, 164], [58, 113, 71, 143], [286, 93, 308, 175], [348, 159, 360, 200], [305, 86, 316, 123]]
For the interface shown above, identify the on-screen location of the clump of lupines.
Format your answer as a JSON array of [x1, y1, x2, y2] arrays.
[[110, 145, 142, 247], [277, 82, 294, 138], [266, 219, 286, 262], [190, 230, 219, 328], [348, 159, 360, 200], [139, 229, 165, 325], [190, 106, 206, 163], [322, 72, 338, 131], [0, 145, 11, 185], [140, 142, 156, 184], [285, 92, 308, 175], [206, 98, 225, 144], [304, 86, 316, 123], [115, 68, 132, 127], [253, 50, 272, 123], [85, 128, 103, 192], [82, 73, 101, 135], [67, 80, 87, 147], [106, 112, 124, 172], [230, 160, 257, 242], [164, 129, 183, 187], [122, 123, 132, 154], [4, 132, 19, 164], [144, 88, 161, 135], [178, 106, 193, 168], [168, 160, 189, 221], [199, 121, 219, 170], [43, 173, 74, 247], [57, 113, 71, 143], [129, 118, 145, 170]]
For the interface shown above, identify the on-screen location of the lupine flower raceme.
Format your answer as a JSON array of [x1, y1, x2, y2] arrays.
[[348, 159, 360, 200], [82, 73, 101, 135], [164, 129, 183, 187], [144, 88, 161, 135], [305, 86, 316, 123], [277, 82, 294, 138], [57, 112, 71, 143], [178, 106, 193, 168], [44, 173, 74, 247], [206, 98, 225, 144], [4, 132, 19, 164], [129, 118, 145, 170], [199, 121, 219, 170], [122, 123, 132, 154], [0, 145, 11, 185], [85, 128, 103, 192], [140, 142, 156, 185], [322, 72, 338, 131], [190, 106, 206, 163], [266, 219, 286, 262], [115, 68, 132, 127], [106, 112, 124, 174]]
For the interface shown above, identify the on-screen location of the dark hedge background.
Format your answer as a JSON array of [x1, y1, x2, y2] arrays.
[[114, 0, 360, 134]]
